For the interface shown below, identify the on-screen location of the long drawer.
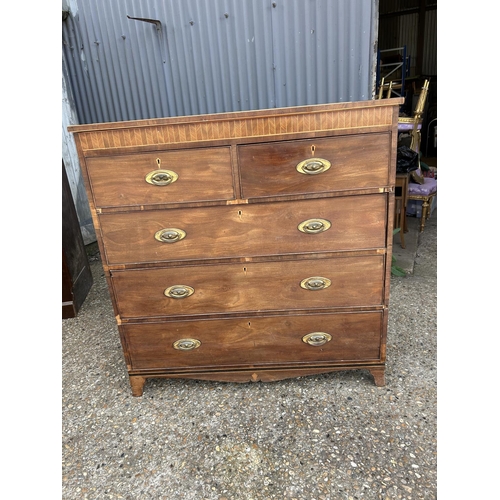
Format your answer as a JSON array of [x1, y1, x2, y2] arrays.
[[123, 311, 384, 370], [99, 194, 387, 265], [111, 255, 385, 319], [85, 146, 234, 208], [238, 133, 391, 199]]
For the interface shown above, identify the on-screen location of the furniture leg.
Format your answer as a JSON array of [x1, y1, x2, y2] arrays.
[[426, 198, 434, 219], [129, 376, 146, 397], [420, 198, 430, 232], [369, 367, 385, 387], [394, 173, 408, 248], [394, 199, 405, 248]]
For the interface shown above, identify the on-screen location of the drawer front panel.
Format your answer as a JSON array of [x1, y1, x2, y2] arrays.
[[112, 256, 385, 319], [123, 311, 384, 370], [85, 147, 234, 207], [239, 134, 390, 198], [100, 194, 387, 265]]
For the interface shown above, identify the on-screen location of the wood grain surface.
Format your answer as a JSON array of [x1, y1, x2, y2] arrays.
[[68, 98, 403, 393], [239, 133, 390, 198], [99, 194, 387, 265], [69, 99, 401, 152], [111, 255, 385, 319], [86, 146, 234, 208], [123, 311, 384, 370]]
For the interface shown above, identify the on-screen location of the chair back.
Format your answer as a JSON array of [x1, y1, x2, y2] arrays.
[[413, 79, 429, 121], [377, 77, 395, 99], [377, 78, 430, 153], [410, 79, 429, 152]]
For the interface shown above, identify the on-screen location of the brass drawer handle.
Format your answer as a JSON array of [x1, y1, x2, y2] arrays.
[[302, 332, 332, 346], [173, 338, 201, 351], [154, 228, 186, 243], [164, 285, 194, 299], [298, 218, 331, 234], [145, 158, 179, 186], [296, 158, 331, 175], [300, 276, 332, 291], [145, 169, 179, 186]]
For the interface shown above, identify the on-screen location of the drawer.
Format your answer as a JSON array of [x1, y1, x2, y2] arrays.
[[123, 311, 384, 370], [111, 255, 385, 319], [100, 194, 387, 265], [239, 133, 391, 198], [85, 146, 234, 208]]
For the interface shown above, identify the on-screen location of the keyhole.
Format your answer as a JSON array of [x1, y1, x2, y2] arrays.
[[156, 158, 161, 168], [311, 145, 316, 155]]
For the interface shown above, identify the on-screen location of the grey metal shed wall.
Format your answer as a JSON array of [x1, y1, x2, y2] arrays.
[[62, 0, 378, 125]]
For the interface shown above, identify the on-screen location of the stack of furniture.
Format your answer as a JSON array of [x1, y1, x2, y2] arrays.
[[380, 78, 437, 233], [404, 80, 437, 232]]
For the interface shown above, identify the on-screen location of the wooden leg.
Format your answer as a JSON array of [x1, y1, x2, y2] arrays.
[[394, 198, 405, 248], [129, 376, 146, 397], [369, 367, 385, 387], [419, 198, 430, 232], [426, 196, 435, 219]]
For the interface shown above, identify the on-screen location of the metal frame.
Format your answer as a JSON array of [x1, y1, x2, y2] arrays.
[[376, 46, 409, 98]]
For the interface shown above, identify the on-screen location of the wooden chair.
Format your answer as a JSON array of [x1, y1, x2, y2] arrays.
[[403, 80, 436, 232], [377, 77, 402, 99]]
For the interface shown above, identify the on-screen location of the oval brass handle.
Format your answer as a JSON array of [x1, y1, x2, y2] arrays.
[[145, 169, 179, 186], [300, 276, 332, 291], [302, 332, 332, 346], [296, 158, 331, 175], [298, 218, 331, 234], [154, 228, 186, 243], [173, 338, 201, 351], [164, 285, 194, 299]]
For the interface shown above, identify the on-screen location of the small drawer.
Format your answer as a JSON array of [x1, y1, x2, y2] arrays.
[[85, 146, 234, 208], [122, 311, 384, 370], [111, 255, 385, 319], [99, 194, 387, 265], [238, 133, 391, 198]]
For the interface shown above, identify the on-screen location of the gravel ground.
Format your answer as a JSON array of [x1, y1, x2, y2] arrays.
[[62, 213, 437, 500]]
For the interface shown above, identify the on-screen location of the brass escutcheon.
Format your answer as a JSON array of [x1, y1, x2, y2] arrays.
[[173, 338, 201, 351], [302, 332, 332, 346], [300, 276, 332, 291], [296, 158, 331, 175], [154, 228, 186, 243], [145, 169, 179, 186], [298, 218, 331, 234], [164, 285, 195, 299]]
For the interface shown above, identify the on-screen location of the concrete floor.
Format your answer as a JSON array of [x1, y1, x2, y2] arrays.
[[62, 211, 437, 500]]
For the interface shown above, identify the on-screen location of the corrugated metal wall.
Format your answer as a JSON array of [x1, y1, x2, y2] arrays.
[[378, 0, 437, 76], [62, 0, 378, 124], [422, 8, 436, 75], [62, 55, 96, 244]]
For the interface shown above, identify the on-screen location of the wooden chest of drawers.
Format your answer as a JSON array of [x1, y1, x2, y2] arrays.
[[69, 98, 402, 396]]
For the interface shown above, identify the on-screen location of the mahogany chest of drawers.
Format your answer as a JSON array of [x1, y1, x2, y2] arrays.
[[69, 98, 402, 397]]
